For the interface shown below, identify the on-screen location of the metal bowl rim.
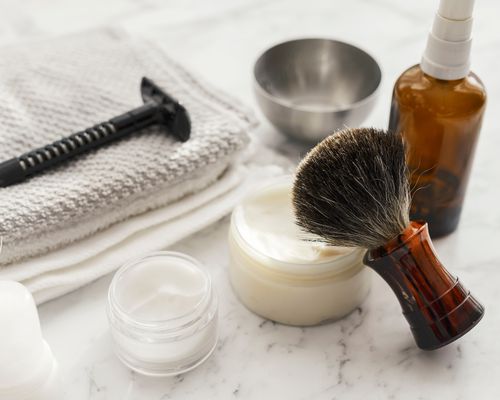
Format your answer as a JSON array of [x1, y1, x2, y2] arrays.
[[253, 37, 382, 114]]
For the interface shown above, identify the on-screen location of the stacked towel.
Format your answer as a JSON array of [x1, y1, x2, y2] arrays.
[[0, 29, 282, 302]]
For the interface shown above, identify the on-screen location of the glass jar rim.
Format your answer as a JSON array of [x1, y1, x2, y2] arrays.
[[108, 251, 214, 336]]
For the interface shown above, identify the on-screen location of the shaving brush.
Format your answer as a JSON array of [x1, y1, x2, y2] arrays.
[[293, 128, 484, 350]]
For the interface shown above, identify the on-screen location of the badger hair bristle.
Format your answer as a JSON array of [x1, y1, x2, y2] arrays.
[[292, 127, 411, 249]]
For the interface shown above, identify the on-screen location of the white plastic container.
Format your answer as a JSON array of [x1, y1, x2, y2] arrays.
[[0, 281, 60, 400], [107, 252, 218, 376], [228, 178, 371, 326]]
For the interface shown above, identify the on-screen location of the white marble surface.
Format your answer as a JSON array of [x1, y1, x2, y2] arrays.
[[1, 0, 500, 399]]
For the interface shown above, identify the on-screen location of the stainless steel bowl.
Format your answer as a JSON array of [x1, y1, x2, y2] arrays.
[[253, 38, 382, 143]]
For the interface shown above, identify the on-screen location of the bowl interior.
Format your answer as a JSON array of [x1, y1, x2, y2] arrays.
[[254, 39, 381, 111]]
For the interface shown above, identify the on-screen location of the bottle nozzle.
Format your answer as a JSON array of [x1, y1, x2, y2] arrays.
[[439, 0, 475, 21], [421, 0, 475, 80]]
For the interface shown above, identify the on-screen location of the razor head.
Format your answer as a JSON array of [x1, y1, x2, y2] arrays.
[[140, 77, 191, 142]]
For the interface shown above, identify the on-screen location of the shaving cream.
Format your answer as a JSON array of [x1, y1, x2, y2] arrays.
[[228, 177, 371, 326]]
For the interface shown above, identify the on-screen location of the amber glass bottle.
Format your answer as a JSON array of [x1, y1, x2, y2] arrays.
[[389, 65, 486, 237], [389, 0, 487, 237]]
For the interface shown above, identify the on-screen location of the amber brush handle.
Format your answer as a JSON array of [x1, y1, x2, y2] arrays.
[[363, 221, 484, 350]]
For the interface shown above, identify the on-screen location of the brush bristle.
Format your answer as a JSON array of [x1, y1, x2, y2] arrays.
[[292, 128, 411, 249]]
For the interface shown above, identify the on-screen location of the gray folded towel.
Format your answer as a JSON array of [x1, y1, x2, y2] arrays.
[[0, 29, 253, 265]]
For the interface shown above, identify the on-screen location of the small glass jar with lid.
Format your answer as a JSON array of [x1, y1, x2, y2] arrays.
[[107, 251, 218, 376]]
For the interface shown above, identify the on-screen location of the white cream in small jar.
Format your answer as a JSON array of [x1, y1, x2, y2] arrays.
[[228, 178, 371, 326], [107, 252, 218, 376]]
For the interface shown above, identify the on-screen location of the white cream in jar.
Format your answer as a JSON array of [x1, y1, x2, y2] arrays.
[[107, 252, 218, 376], [228, 178, 371, 326]]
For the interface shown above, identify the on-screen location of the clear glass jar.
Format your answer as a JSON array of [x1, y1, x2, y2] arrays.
[[107, 252, 218, 376], [228, 178, 371, 326]]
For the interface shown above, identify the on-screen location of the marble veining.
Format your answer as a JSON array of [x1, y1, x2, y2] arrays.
[[1, 0, 499, 399]]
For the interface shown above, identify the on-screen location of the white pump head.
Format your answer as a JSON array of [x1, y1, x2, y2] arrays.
[[421, 0, 475, 80]]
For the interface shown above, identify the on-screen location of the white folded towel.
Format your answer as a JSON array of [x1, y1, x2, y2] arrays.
[[0, 29, 254, 265]]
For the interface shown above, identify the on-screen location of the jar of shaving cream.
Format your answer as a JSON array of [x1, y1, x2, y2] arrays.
[[107, 252, 218, 376], [228, 177, 371, 326]]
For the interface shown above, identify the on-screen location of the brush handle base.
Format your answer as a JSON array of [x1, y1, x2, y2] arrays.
[[404, 284, 484, 350], [364, 221, 484, 350]]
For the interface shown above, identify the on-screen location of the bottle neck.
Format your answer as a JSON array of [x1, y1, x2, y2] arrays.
[[420, 67, 466, 84], [421, 4, 474, 80]]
